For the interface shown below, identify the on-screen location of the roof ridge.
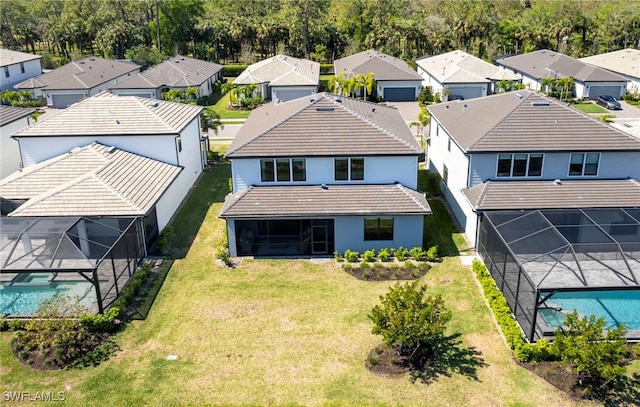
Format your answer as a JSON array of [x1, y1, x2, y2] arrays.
[[220, 186, 253, 216], [135, 97, 175, 131], [395, 183, 430, 212]]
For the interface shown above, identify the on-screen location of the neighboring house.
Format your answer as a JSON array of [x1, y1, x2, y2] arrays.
[[415, 50, 521, 99], [10, 92, 204, 235], [0, 105, 35, 179], [233, 54, 320, 102], [494, 49, 628, 99], [580, 48, 640, 94], [334, 49, 423, 102], [0, 49, 42, 92], [111, 55, 223, 99], [426, 90, 640, 247], [220, 92, 431, 257], [14, 56, 142, 108]]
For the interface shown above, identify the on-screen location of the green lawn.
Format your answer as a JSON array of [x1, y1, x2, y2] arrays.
[[0, 166, 598, 406], [572, 102, 609, 114]]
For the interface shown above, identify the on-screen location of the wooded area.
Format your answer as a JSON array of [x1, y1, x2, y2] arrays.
[[1, 0, 638, 68]]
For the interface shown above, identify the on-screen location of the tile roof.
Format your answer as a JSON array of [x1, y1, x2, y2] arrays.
[[463, 178, 640, 210], [0, 49, 41, 67], [225, 92, 421, 158], [0, 105, 35, 127], [415, 50, 520, 84], [427, 90, 640, 152], [0, 142, 182, 217], [494, 49, 628, 82], [13, 92, 202, 137], [580, 48, 640, 80], [234, 54, 319, 86], [111, 55, 223, 89], [14, 56, 141, 90], [334, 49, 422, 81], [219, 184, 431, 217]]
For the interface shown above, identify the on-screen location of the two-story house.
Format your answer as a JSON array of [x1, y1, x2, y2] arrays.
[[0, 105, 35, 179], [427, 90, 640, 247], [220, 92, 431, 257], [0, 49, 42, 92]]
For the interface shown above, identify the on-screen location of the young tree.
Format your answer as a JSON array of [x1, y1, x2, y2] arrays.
[[369, 281, 451, 359], [356, 72, 375, 101], [552, 311, 628, 392], [200, 107, 223, 135]]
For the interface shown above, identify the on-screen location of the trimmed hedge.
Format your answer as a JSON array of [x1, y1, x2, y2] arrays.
[[320, 63, 334, 75], [111, 262, 152, 314], [223, 64, 248, 77]]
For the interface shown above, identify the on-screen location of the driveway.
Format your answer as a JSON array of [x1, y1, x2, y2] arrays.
[[385, 101, 421, 123], [611, 100, 640, 124]]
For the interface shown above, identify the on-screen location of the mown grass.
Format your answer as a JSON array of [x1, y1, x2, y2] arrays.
[[572, 102, 609, 114], [0, 164, 597, 406]]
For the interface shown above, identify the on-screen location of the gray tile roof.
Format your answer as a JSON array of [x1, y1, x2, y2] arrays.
[[427, 90, 640, 152], [13, 92, 202, 137], [111, 55, 223, 89], [0, 105, 35, 127], [219, 184, 431, 217], [14, 56, 141, 90], [226, 92, 421, 158], [0, 142, 182, 217], [580, 48, 640, 80], [463, 178, 640, 210], [415, 50, 520, 84], [334, 49, 422, 81], [495, 49, 628, 82], [0, 49, 41, 67], [234, 54, 320, 86]]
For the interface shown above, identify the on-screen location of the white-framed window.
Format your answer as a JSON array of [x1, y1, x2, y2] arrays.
[[569, 153, 599, 176], [334, 157, 364, 181], [260, 158, 306, 182], [496, 153, 544, 177], [175, 135, 182, 152], [364, 218, 394, 241]]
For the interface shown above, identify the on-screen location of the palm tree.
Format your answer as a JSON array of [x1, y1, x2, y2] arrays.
[[556, 77, 575, 100], [356, 72, 376, 100], [541, 77, 554, 95], [409, 107, 431, 136], [221, 81, 239, 108], [328, 72, 346, 94], [200, 107, 224, 135], [496, 80, 512, 93]]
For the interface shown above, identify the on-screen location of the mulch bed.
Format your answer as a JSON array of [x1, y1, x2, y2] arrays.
[[518, 360, 588, 400], [365, 343, 432, 376], [340, 261, 432, 281]]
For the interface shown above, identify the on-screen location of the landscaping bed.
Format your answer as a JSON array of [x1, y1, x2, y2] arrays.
[[341, 261, 431, 281]]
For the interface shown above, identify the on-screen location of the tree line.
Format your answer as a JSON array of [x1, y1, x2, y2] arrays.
[[1, 0, 638, 68]]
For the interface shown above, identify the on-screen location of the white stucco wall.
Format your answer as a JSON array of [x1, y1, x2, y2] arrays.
[[0, 115, 32, 179], [230, 155, 419, 192], [0, 58, 42, 92], [334, 215, 425, 253]]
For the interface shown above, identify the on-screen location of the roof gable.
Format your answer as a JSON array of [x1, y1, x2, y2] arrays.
[[226, 92, 421, 157], [234, 55, 320, 86], [580, 48, 640, 80], [334, 49, 422, 81], [428, 90, 640, 152], [0, 142, 182, 216], [416, 50, 514, 84], [13, 92, 202, 137]]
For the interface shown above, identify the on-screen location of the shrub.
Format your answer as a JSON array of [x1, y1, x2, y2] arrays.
[[334, 251, 343, 261], [403, 260, 414, 270], [426, 172, 441, 197], [344, 250, 359, 262], [369, 281, 451, 358], [360, 261, 370, 269], [362, 249, 376, 262], [409, 247, 427, 261], [377, 248, 391, 262], [111, 262, 152, 312], [426, 246, 439, 261], [216, 246, 233, 267], [155, 226, 174, 253], [79, 306, 120, 333], [341, 263, 353, 271], [393, 247, 408, 261], [515, 339, 555, 363]]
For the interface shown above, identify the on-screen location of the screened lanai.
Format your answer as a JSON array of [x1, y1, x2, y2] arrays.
[[477, 208, 640, 342], [0, 216, 145, 316]]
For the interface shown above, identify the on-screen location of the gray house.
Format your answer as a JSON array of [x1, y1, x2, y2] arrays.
[[495, 49, 628, 99], [221, 92, 431, 257]]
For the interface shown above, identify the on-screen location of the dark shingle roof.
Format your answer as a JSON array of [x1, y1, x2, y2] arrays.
[[334, 49, 422, 81], [219, 184, 431, 218], [14, 56, 141, 91], [111, 55, 223, 89], [463, 178, 640, 210], [0, 105, 35, 127], [225, 92, 421, 158], [494, 49, 628, 82], [427, 90, 640, 152]]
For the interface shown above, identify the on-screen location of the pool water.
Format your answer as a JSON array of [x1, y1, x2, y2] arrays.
[[540, 290, 640, 330], [0, 274, 94, 315]]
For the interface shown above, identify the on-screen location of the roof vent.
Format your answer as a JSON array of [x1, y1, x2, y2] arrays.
[[514, 92, 524, 99], [531, 101, 549, 106], [316, 107, 334, 112], [310, 97, 316, 102], [553, 179, 562, 185], [106, 146, 116, 153], [463, 104, 467, 110], [152, 102, 159, 107], [333, 96, 341, 103], [321, 184, 328, 190], [445, 105, 450, 110]]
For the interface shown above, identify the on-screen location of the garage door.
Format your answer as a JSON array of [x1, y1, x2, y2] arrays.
[[273, 89, 313, 102], [383, 87, 416, 102], [588, 85, 623, 99], [51, 93, 84, 108], [448, 87, 484, 100]]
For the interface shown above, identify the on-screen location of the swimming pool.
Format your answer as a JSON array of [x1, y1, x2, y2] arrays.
[[0, 273, 95, 315], [539, 290, 640, 330]]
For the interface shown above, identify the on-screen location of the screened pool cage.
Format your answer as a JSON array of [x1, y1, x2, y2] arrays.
[[477, 208, 640, 342], [1, 216, 145, 316]]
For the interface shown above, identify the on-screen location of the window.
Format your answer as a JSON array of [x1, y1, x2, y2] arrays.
[[20, 62, 25, 73], [443, 164, 448, 184], [175, 136, 182, 152], [364, 218, 394, 240], [497, 153, 544, 177], [569, 153, 599, 176], [447, 136, 451, 152], [334, 158, 364, 181], [260, 158, 306, 182], [436, 125, 439, 137], [3, 66, 9, 78]]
